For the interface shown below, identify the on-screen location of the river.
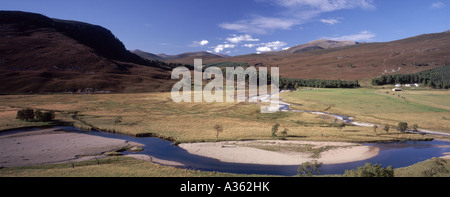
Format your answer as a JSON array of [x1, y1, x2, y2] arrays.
[[63, 126, 450, 176]]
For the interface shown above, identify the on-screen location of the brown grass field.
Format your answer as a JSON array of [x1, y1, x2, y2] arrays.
[[1, 87, 448, 143], [1, 88, 450, 177]]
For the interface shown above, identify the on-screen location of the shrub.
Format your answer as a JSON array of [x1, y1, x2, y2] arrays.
[[280, 128, 288, 140], [344, 163, 394, 177], [16, 108, 35, 121], [398, 122, 408, 133], [297, 160, 322, 177], [335, 122, 346, 131], [16, 108, 55, 122], [35, 110, 55, 122], [271, 123, 280, 138], [412, 124, 419, 132], [421, 158, 449, 177], [114, 116, 122, 125], [383, 125, 390, 134]]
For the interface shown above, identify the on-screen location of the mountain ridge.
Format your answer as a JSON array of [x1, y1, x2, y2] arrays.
[[282, 39, 362, 54], [168, 31, 450, 80], [1, 10, 449, 94], [132, 50, 227, 61]]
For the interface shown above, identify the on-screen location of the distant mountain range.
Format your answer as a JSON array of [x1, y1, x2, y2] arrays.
[[131, 49, 164, 61], [131, 50, 228, 61], [1, 10, 449, 93], [167, 31, 450, 80], [132, 40, 359, 61]]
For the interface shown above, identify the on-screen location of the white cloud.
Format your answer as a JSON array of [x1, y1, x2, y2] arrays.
[[213, 44, 235, 53], [431, 2, 446, 9], [275, 0, 375, 11], [243, 43, 258, 48], [226, 34, 260, 43], [254, 41, 288, 53], [211, 37, 286, 54], [220, 0, 375, 34], [213, 46, 223, 53], [190, 40, 209, 47], [256, 46, 272, 52], [199, 40, 209, 46], [320, 18, 340, 25], [325, 31, 376, 41], [282, 47, 291, 50], [224, 44, 235, 48], [220, 16, 298, 34], [263, 41, 288, 50]]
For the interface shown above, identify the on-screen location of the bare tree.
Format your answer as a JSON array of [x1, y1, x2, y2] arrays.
[[280, 128, 289, 140], [214, 124, 223, 141], [271, 123, 280, 138], [383, 125, 390, 134], [336, 122, 346, 132], [114, 116, 122, 125], [373, 125, 378, 135], [412, 124, 419, 132]]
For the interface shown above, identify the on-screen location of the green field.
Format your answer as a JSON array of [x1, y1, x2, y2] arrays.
[[283, 88, 450, 133]]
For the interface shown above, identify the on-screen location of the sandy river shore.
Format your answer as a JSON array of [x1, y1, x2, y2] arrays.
[[179, 140, 379, 165], [0, 128, 143, 167]]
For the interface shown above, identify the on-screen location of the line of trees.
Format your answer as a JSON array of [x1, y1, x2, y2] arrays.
[[280, 78, 360, 89], [371, 65, 450, 89], [146, 60, 194, 70], [16, 108, 55, 122]]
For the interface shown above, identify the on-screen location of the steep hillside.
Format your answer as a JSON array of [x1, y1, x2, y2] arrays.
[[0, 11, 174, 93]]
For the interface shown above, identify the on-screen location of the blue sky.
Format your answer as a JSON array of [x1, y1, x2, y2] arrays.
[[2, 0, 449, 56]]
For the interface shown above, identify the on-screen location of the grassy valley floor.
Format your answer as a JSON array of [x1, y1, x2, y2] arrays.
[[1, 88, 445, 143], [0, 87, 449, 177]]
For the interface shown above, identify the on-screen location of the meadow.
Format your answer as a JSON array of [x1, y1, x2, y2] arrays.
[[1, 87, 445, 143], [283, 87, 450, 133], [1, 87, 450, 177]]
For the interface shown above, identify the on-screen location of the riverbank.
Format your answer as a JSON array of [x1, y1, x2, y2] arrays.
[[0, 127, 143, 167], [179, 140, 379, 165]]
